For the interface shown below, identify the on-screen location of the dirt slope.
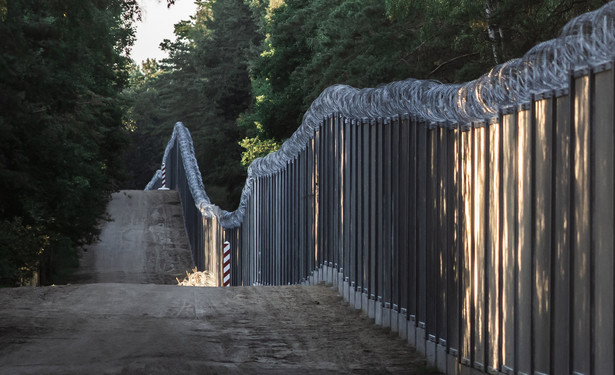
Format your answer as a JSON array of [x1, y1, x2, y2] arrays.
[[72, 190, 195, 284]]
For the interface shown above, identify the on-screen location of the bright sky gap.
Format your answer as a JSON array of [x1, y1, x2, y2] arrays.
[[131, 0, 197, 64]]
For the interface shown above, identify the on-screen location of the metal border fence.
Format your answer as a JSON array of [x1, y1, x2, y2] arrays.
[[145, 3, 615, 374]]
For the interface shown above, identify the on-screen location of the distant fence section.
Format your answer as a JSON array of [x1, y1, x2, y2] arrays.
[[146, 3, 615, 374]]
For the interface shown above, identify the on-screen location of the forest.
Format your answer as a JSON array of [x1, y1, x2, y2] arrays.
[[0, 0, 609, 286]]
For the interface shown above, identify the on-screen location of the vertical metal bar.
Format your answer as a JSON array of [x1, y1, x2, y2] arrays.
[[257, 177, 261, 285], [438, 125, 448, 347], [588, 68, 596, 375], [532, 94, 554, 375], [408, 118, 418, 322], [253, 179, 258, 285], [324, 118, 329, 272], [296, 153, 302, 284], [572, 71, 591, 375], [338, 115, 346, 284], [319, 121, 325, 277], [448, 124, 460, 359], [264, 175, 269, 285], [485, 118, 495, 372], [344, 118, 351, 284], [392, 117, 400, 314], [295, 156, 299, 284], [314, 128, 321, 276], [384, 118, 392, 312], [270, 174, 274, 285], [530, 95, 537, 375], [370, 119, 378, 311], [377, 118, 385, 308], [310, 137, 315, 280], [254, 179, 259, 284], [269, 174, 274, 285], [475, 122, 487, 371], [287, 158, 292, 284], [259, 176, 264, 284], [417, 122, 428, 329], [284, 162, 289, 285], [497, 113, 505, 374], [350, 120, 357, 291], [362, 118, 370, 299], [327, 117, 332, 272], [335, 114, 342, 277], [277, 169, 282, 285], [274, 172, 278, 285], [592, 66, 615, 375], [568, 73, 576, 375], [399, 116, 410, 314], [294, 156, 299, 284], [283, 165, 288, 285], [460, 126, 473, 367], [356, 118, 364, 293], [456, 125, 464, 366], [263, 175, 268, 285], [302, 146, 307, 282], [321, 118, 328, 275], [245, 195, 250, 285], [329, 116, 335, 274], [426, 125, 437, 339], [287, 164, 291, 285], [330, 116, 336, 278], [517, 106, 533, 375], [302, 148, 307, 283], [324, 117, 330, 272]]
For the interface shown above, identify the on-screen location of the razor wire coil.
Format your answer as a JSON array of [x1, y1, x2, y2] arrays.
[[146, 1, 615, 229]]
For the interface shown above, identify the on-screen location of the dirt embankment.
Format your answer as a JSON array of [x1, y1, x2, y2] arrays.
[[72, 190, 195, 284]]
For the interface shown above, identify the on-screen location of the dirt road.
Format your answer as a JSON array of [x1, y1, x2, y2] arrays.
[[0, 190, 434, 374]]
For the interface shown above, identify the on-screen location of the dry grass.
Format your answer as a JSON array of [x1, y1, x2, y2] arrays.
[[176, 267, 216, 287]]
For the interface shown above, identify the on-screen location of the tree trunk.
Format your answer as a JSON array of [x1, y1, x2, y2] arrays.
[[485, 0, 503, 64]]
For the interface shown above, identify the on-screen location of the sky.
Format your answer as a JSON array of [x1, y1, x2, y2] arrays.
[[131, 0, 197, 65]]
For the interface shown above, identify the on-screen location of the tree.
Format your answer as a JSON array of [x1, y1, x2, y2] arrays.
[[0, 0, 135, 285], [240, 0, 611, 147], [123, 0, 263, 210], [244, 0, 427, 141]]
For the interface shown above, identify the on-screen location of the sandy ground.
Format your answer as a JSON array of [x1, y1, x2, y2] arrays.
[[0, 190, 435, 374]]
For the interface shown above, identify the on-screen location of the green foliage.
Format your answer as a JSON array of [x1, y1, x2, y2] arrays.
[[239, 135, 280, 167], [0, 0, 133, 285], [487, 0, 611, 63], [384, 0, 415, 21], [245, 0, 429, 141], [0, 0, 6, 21], [0, 218, 48, 285], [123, 0, 262, 210], [241, 0, 611, 144]]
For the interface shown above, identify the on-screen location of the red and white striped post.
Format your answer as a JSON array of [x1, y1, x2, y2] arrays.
[[223, 241, 231, 287], [158, 163, 169, 191]]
